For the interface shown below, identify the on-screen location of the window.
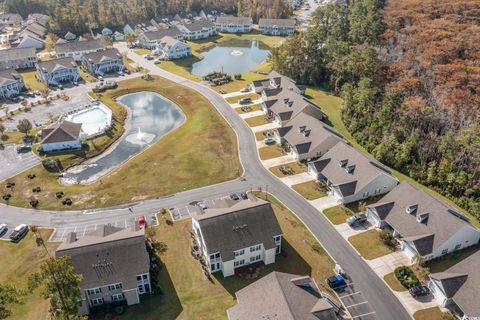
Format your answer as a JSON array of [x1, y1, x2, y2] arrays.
[[454, 244, 461, 251], [234, 249, 245, 257], [374, 188, 380, 194], [138, 285, 144, 294], [111, 293, 125, 301], [90, 298, 104, 306], [108, 283, 122, 291], [234, 259, 245, 267], [274, 236, 281, 243], [250, 244, 261, 252], [250, 255, 261, 263], [441, 249, 448, 255], [87, 288, 101, 295]]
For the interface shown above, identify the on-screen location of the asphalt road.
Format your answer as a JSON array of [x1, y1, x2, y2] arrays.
[[0, 44, 411, 319]]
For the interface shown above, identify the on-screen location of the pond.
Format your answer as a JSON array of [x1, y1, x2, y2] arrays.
[[60, 91, 185, 185], [191, 39, 270, 76]]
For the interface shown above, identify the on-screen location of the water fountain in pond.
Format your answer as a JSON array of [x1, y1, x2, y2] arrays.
[[126, 127, 155, 145], [230, 49, 244, 56]]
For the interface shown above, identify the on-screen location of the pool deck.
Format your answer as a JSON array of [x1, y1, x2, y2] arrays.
[[66, 103, 113, 139]]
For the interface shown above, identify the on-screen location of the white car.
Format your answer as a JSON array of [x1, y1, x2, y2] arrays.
[[264, 137, 275, 145], [240, 87, 250, 93], [0, 224, 7, 236]]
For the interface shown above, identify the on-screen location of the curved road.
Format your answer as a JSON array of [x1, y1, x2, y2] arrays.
[[0, 44, 411, 320]]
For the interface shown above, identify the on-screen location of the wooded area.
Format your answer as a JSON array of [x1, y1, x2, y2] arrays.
[[2, 0, 291, 32], [269, 0, 480, 221]]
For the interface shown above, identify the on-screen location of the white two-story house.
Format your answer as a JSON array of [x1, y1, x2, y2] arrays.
[[0, 47, 37, 71], [56, 225, 151, 316], [81, 48, 124, 76], [366, 181, 480, 261], [308, 141, 399, 204], [176, 19, 216, 40], [191, 196, 282, 277], [215, 16, 252, 33], [154, 36, 191, 60], [0, 70, 25, 99], [258, 18, 296, 35], [55, 39, 105, 61], [137, 28, 183, 50], [36, 57, 80, 86]]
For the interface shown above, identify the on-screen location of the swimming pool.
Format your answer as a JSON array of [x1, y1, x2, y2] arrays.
[[66, 104, 112, 138]]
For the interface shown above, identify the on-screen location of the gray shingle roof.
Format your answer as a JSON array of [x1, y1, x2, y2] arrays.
[[265, 89, 324, 122], [83, 47, 121, 64], [37, 57, 77, 73], [179, 19, 215, 32], [216, 16, 252, 25], [41, 120, 82, 144], [193, 198, 282, 261], [259, 18, 296, 28], [0, 47, 36, 62], [430, 251, 480, 317], [309, 141, 396, 197], [227, 272, 336, 320], [141, 28, 183, 41], [0, 69, 22, 86], [56, 225, 150, 291], [55, 39, 104, 54], [366, 181, 476, 256]]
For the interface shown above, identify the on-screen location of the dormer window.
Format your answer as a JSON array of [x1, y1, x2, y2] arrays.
[[303, 129, 311, 137], [298, 125, 306, 133], [339, 159, 348, 167], [345, 165, 355, 174], [283, 98, 289, 104], [406, 204, 418, 214], [417, 213, 429, 224]]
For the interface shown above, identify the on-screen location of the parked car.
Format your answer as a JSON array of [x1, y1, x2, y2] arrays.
[[264, 137, 275, 145], [346, 213, 367, 226], [117, 70, 124, 76], [240, 192, 248, 200], [138, 215, 147, 228], [0, 224, 7, 236], [229, 193, 240, 201], [240, 87, 250, 93], [409, 286, 430, 297], [73, 81, 79, 86], [16, 145, 31, 153], [9, 224, 28, 242], [198, 201, 208, 209], [145, 55, 154, 60], [239, 97, 252, 105], [154, 60, 161, 64], [327, 275, 346, 290]]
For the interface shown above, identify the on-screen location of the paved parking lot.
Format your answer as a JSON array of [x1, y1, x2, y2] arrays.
[[49, 213, 159, 242], [0, 145, 40, 181], [338, 282, 377, 319]]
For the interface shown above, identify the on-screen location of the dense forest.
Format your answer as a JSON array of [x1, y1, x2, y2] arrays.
[[2, 0, 290, 32], [269, 0, 480, 221]]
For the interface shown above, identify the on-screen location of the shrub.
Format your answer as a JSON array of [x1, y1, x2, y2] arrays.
[[62, 198, 73, 206], [56, 191, 64, 198], [27, 173, 36, 179], [2, 194, 12, 201], [394, 266, 419, 288], [42, 158, 63, 172], [234, 74, 242, 80], [32, 187, 41, 193], [30, 199, 39, 208]]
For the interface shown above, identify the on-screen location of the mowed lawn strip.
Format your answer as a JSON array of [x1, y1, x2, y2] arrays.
[[226, 93, 260, 104], [413, 307, 454, 320], [383, 272, 407, 292], [323, 206, 353, 225], [245, 115, 270, 127], [258, 145, 285, 160], [121, 193, 335, 319], [269, 162, 305, 177], [235, 104, 261, 114], [1, 76, 240, 209], [348, 229, 396, 260], [292, 180, 327, 200], [0, 229, 59, 320]]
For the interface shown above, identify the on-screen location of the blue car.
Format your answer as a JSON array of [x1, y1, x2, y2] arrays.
[[327, 275, 346, 290]]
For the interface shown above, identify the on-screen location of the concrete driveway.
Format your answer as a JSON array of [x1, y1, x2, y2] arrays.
[[261, 155, 296, 168], [366, 252, 412, 277], [309, 195, 339, 211], [280, 172, 314, 186], [239, 110, 264, 119], [0, 145, 40, 181], [335, 222, 374, 240]]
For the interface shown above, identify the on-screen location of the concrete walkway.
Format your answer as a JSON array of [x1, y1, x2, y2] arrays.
[[335, 222, 375, 240], [239, 110, 264, 119], [366, 251, 412, 277], [261, 155, 296, 168], [251, 122, 281, 133], [280, 172, 314, 187], [394, 291, 439, 316], [308, 195, 339, 211]]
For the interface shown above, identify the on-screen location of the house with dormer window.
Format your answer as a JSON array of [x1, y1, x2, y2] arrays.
[[55, 225, 151, 316], [191, 195, 282, 277], [37, 57, 80, 86], [0, 69, 25, 99], [81, 48, 124, 76], [251, 70, 301, 95], [308, 141, 398, 204], [365, 181, 480, 261]]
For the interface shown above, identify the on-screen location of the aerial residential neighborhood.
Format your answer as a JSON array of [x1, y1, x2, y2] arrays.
[[0, 0, 478, 320]]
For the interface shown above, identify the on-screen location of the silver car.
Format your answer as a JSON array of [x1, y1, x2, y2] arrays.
[[346, 213, 367, 226]]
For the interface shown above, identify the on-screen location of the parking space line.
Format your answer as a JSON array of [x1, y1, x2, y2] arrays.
[[73, 226, 78, 232], [346, 301, 369, 308], [94, 224, 97, 230], [351, 311, 376, 319], [60, 228, 67, 240], [82, 226, 87, 236], [124, 219, 128, 228], [340, 291, 361, 298]]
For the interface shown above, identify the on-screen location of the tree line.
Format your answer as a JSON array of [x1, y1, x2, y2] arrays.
[[3, 0, 291, 32], [268, 0, 480, 221]]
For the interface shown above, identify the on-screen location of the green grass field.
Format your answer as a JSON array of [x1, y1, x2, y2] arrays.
[[258, 145, 286, 160], [0, 76, 240, 210], [383, 272, 407, 292], [269, 162, 305, 177], [323, 206, 353, 225], [348, 229, 396, 260], [244, 115, 270, 127], [291, 180, 327, 200]]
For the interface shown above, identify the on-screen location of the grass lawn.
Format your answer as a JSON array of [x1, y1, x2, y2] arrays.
[[413, 307, 455, 320], [269, 162, 305, 177], [426, 245, 479, 273], [291, 180, 327, 200], [305, 86, 478, 227], [348, 229, 396, 260], [235, 104, 261, 114], [245, 115, 270, 127], [323, 206, 353, 225], [156, 55, 203, 81], [0, 229, 59, 320], [18, 70, 48, 91], [255, 130, 273, 141], [78, 64, 97, 83], [134, 48, 152, 56], [226, 93, 260, 104], [258, 145, 285, 160], [121, 193, 335, 319], [383, 272, 407, 292], [0, 76, 240, 210]]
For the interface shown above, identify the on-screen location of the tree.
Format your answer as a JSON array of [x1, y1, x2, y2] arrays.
[[124, 33, 137, 46], [28, 257, 83, 320], [0, 284, 22, 320], [0, 123, 5, 139], [17, 119, 32, 137]]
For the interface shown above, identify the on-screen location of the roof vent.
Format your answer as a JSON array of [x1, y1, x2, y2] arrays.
[[339, 159, 348, 167], [345, 165, 355, 174], [406, 204, 418, 214], [417, 213, 429, 224]]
